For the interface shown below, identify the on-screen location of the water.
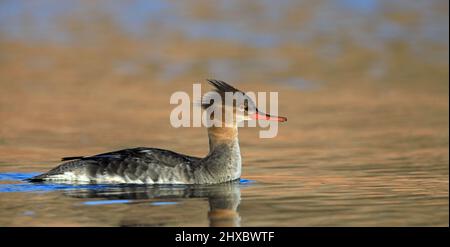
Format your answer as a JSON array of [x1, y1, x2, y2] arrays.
[[0, 173, 245, 226], [0, 90, 448, 226], [0, 121, 448, 227], [0, 1, 448, 226]]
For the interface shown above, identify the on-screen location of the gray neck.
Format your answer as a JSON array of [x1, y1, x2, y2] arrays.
[[197, 126, 242, 183]]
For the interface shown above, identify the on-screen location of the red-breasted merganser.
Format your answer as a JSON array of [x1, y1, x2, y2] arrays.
[[30, 80, 287, 184]]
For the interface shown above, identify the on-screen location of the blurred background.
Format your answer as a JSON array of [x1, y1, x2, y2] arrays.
[[0, 0, 448, 226], [0, 0, 448, 160]]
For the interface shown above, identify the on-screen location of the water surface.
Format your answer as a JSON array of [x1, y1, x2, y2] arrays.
[[0, 0, 448, 226]]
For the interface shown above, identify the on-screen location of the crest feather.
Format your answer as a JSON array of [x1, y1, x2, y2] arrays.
[[201, 79, 245, 109], [206, 79, 241, 93]]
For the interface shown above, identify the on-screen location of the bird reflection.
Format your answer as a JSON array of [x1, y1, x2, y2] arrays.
[[62, 181, 242, 227]]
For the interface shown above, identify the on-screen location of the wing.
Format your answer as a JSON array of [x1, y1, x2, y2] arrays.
[[29, 147, 201, 182]]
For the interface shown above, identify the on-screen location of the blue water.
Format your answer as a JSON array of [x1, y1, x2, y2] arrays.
[[0, 172, 40, 181], [150, 201, 178, 206], [0, 0, 447, 91], [83, 200, 132, 205], [0, 172, 253, 208], [82, 200, 180, 206], [0, 0, 447, 49], [0, 172, 115, 192]]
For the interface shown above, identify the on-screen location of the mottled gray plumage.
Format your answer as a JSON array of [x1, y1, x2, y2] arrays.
[[30, 139, 241, 184]]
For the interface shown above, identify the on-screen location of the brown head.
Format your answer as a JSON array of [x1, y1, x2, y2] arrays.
[[201, 79, 287, 128]]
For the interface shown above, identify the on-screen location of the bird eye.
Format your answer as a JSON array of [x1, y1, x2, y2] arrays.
[[238, 104, 246, 112]]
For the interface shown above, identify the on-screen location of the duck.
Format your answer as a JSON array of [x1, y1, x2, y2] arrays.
[[29, 80, 287, 184]]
